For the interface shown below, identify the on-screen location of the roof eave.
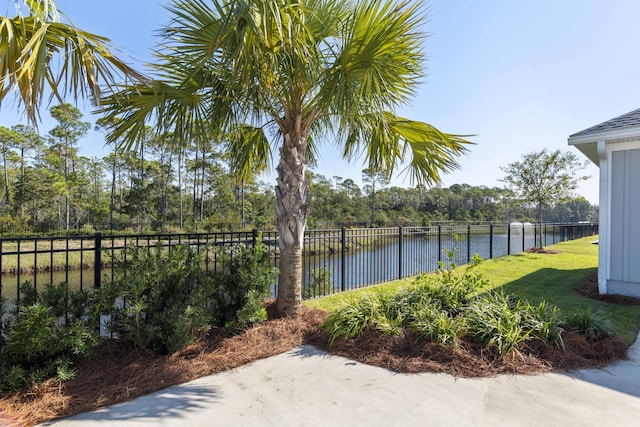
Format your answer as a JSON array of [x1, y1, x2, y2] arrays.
[[568, 124, 640, 166], [568, 124, 640, 145]]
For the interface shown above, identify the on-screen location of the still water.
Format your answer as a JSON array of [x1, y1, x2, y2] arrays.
[[0, 228, 555, 305]]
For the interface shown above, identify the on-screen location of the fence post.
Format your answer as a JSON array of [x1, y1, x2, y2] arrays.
[[489, 224, 494, 259], [507, 224, 511, 255], [341, 227, 346, 292], [522, 223, 525, 252], [252, 228, 258, 247], [94, 232, 102, 289], [438, 225, 442, 264], [398, 226, 403, 280], [467, 224, 471, 263]]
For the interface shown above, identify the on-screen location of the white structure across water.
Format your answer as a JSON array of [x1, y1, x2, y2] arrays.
[[569, 108, 640, 297]]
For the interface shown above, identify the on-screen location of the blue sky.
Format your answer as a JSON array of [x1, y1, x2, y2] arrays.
[[4, 0, 640, 204]]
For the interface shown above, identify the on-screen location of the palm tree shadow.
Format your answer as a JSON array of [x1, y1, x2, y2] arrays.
[[58, 384, 219, 423]]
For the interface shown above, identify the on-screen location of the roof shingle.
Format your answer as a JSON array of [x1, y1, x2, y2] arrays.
[[570, 108, 640, 137]]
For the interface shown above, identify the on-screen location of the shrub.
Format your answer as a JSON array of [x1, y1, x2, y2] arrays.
[[38, 282, 92, 322], [17, 280, 38, 307], [210, 240, 277, 332], [100, 244, 216, 354], [100, 240, 277, 353], [563, 309, 611, 341], [303, 267, 333, 299], [0, 304, 97, 392]]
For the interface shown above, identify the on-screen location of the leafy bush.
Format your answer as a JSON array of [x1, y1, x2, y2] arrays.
[[17, 280, 38, 307], [0, 280, 97, 392], [100, 240, 277, 353], [37, 282, 92, 322], [99, 244, 216, 354], [0, 241, 277, 391], [0, 304, 97, 392], [303, 267, 333, 299], [210, 240, 277, 332]]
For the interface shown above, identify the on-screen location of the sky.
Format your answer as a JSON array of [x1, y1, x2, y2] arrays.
[[3, 0, 640, 204]]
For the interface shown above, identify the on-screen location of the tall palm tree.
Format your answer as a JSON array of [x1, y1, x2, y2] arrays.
[[0, 0, 144, 124], [100, 0, 472, 317]]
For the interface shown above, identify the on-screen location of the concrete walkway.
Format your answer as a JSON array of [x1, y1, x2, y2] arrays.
[[41, 335, 640, 427]]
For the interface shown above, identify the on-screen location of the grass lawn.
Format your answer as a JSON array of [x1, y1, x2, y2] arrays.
[[305, 235, 640, 344]]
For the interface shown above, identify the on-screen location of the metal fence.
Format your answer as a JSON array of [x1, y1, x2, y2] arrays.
[[0, 222, 597, 306]]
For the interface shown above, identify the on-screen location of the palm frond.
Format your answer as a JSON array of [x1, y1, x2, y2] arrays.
[[342, 112, 473, 187], [0, 4, 145, 124], [225, 124, 272, 182], [320, 0, 425, 118]]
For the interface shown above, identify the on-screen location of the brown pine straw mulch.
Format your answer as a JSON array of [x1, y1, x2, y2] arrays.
[[0, 297, 631, 427], [526, 247, 561, 254], [578, 272, 640, 305]]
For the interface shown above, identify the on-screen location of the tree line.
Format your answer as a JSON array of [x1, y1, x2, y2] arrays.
[[0, 104, 276, 234], [0, 106, 596, 235]]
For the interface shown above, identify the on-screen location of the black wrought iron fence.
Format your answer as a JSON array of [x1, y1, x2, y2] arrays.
[[0, 222, 598, 308]]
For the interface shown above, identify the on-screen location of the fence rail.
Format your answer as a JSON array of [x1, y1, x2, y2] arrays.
[[0, 222, 598, 306]]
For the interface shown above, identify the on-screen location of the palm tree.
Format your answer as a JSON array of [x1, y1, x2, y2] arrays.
[[0, 0, 144, 124], [99, 0, 472, 317]]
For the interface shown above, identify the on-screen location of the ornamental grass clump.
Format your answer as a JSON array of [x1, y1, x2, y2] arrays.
[[563, 309, 611, 341], [322, 296, 387, 345], [464, 292, 564, 357], [322, 258, 594, 360], [408, 305, 462, 347], [322, 261, 483, 347]]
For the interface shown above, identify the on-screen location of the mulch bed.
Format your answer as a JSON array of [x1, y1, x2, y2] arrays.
[[0, 295, 632, 426], [578, 272, 640, 305], [526, 247, 561, 254]]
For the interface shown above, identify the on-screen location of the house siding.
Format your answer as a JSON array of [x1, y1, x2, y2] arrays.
[[609, 148, 640, 292]]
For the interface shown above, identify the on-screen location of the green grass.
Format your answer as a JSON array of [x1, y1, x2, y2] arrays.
[[304, 279, 413, 313], [305, 236, 640, 344]]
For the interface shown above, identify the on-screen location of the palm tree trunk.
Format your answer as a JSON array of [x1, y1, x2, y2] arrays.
[[275, 131, 309, 317]]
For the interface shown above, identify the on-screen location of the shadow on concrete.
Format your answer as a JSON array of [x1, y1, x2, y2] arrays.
[[48, 383, 219, 424], [487, 265, 640, 399], [564, 333, 640, 399]]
